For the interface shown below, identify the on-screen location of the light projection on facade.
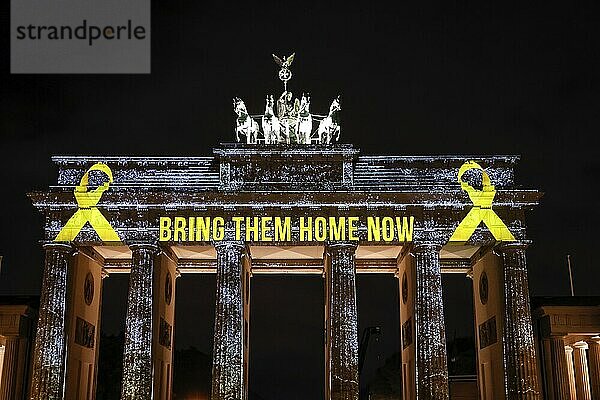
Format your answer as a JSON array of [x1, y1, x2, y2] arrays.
[[28, 54, 542, 400]]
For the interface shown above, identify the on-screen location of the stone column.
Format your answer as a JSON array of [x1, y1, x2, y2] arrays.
[[30, 242, 73, 400], [324, 242, 359, 400], [573, 342, 592, 400], [549, 336, 571, 400], [0, 337, 20, 400], [565, 346, 576, 400], [497, 242, 541, 399], [587, 338, 600, 400], [211, 240, 247, 400], [121, 242, 159, 400], [413, 241, 449, 400]]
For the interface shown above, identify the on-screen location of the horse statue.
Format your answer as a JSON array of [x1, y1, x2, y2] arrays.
[[234, 97, 260, 144], [261, 95, 280, 144], [296, 94, 312, 144], [318, 96, 341, 144]]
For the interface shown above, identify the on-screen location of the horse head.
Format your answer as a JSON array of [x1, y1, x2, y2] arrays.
[[233, 97, 247, 116], [329, 95, 341, 115]]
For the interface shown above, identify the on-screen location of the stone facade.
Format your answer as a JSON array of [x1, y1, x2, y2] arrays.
[[26, 144, 543, 399]]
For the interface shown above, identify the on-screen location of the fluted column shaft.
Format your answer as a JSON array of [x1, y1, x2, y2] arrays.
[[0, 337, 20, 400], [325, 242, 359, 400], [498, 242, 540, 399], [587, 339, 600, 399], [573, 342, 592, 400], [565, 346, 576, 400], [413, 242, 449, 400], [30, 242, 73, 400], [121, 243, 159, 400], [549, 336, 571, 400], [211, 241, 246, 400]]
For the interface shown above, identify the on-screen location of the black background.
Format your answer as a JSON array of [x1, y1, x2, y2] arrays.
[[1, 2, 599, 399]]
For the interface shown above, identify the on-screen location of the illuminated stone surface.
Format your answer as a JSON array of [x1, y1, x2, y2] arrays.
[[0, 337, 20, 400], [211, 240, 246, 400], [413, 238, 449, 400], [28, 144, 545, 399], [325, 241, 359, 400], [573, 341, 592, 400], [499, 242, 541, 399], [120, 242, 159, 400], [549, 336, 572, 399], [588, 339, 600, 399], [30, 242, 73, 400]]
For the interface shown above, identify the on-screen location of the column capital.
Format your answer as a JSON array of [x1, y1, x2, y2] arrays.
[[325, 241, 358, 252], [41, 241, 74, 253], [566, 345, 574, 353], [127, 241, 160, 253], [213, 239, 246, 252], [588, 336, 600, 345], [574, 341, 589, 350], [495, 240, 531, 253], [412, 241, 443, 253]]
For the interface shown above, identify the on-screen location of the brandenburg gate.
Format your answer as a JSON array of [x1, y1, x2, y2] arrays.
[[27, 56, 542, 399]]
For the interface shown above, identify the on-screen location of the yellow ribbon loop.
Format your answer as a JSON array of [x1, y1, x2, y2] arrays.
[[55, 163, 121, 243], [449, 160, 515, 242]]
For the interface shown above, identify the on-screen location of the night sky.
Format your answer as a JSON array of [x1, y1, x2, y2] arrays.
[[1, 2, 599, 399]]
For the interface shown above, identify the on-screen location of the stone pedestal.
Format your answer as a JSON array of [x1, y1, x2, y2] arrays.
[[573, 342, 592, 400], [413, 242, 449, 400], [549, 336, 571, 400], [30, 242, 73, 400], [121, 242, 159, 400], [211, 241, 247, 400], [324, 242, 359, 400], [498, 242, 540, 399]]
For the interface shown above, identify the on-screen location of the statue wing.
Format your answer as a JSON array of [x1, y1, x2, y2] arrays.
[[272, 54, 283, 67], [286, 53, 295, 67]]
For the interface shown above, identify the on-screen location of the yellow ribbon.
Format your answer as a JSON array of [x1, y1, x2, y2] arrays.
[[449, 160, 515, 242], [55, 163, 121, 243]]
